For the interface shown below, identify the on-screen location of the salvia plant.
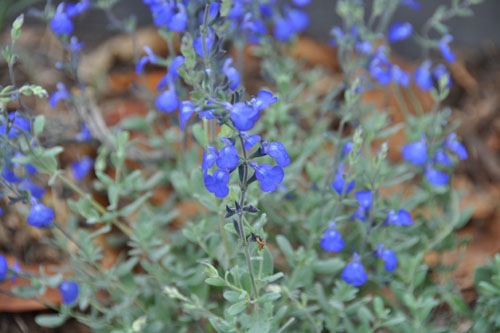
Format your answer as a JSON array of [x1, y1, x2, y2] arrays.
[[0, 0, 484, 332]]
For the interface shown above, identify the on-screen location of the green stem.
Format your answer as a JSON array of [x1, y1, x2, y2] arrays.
[[408, 87, 425, 116], [237, 133, 258, 302], [393, 84, 411, 120], [219, 213, 233, 268], [56, 173, 106, 214]]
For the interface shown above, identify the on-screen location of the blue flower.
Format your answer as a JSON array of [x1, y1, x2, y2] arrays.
[[434, 149, 453, 167], [149, 2, 173, 27], [202, 146, 218, 171], [0, 255, 7, 280], [229, 90, 276, 130], [136, 46, 157, 74], [414, 60, 433, 91], [353, 206, 366, 222], [433, 64, 452, 89], [445, 133, 468, 160], [168, 55, 185, 80], [341, 253, 368, 287], [216, 144, 239, 170], [251, 90, 278, 111], [2, 166, 21, 183], [259, 2, 275, 18], [50, 4, 74, 36], [320, 222, 344, 252], [355, 190, 372, 210], [11, 260, 20, 283], [251, 163, 285, 192], [439, 34, 456, 63], [376, 245, 398, 272], [155, 88, 179, 113], [223, 58, 240, 90], [341, 142, 353, 159], [402, 137, 427, 165], [49, 83, 70, 108], [179, 100, 196, 130], [355, 40, 373, 54], [66, 36, 84, 52], [75, 123, 91, 142], [391, 65, 410, 87], [370, 48, 392, 85], [72, 156, 94, 181], [330, 26, 344, 46], [242, 133, 261, 150], [387, 22, 413, 43], [204, 170, 230, 198], [273, 8, 309, 42], [292, 0, 310, 6], [273, 18, 294, 42], [0, 111, 31, 139], [241, 14, 266, 43], [397, 209, 413, 226], [193, 30, 215, 57], [198, 108, 216, 120], [425, 167, 449, 186], [27, 202, 54, 228], [228, 1, 244, 18], [59, 281, 79, 305], [19, 179, 45, 199], [66, 0, 90, 17], [401, 0, 420, 9], [208, 1, 220, 18], [148, 1, 186, 31], [386, 210, 399, 225], [385, 209, 413, 226], [262, 141, 291, 167], [168, 3, 187, 32], [331, 164, 355, 196], [25, 164, 37, 175], [230, 102, 260, 131], [156, 73, 173, 91], [288, 8, 309, 32]]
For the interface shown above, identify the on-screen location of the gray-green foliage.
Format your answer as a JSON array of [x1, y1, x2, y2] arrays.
[[473, 255, 500, 332], [0, 1, 486, 332]]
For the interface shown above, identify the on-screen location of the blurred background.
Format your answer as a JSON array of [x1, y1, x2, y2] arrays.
[[1, 0, 498, 57]]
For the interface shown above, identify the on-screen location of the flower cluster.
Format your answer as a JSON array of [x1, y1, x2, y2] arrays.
[[50, 0, 90, 37], [0, 108, 63, 231], [48, 82, 70, 108], [136, 2, 295, 202], [0, 111, 48, 202], [331, 12, 456, 90], [226, 0, 310, 43], [402, 133, 468, 187], [320, 132, 466, 287], [144, 0, 188, 32], [321, 162, 414, 287], [414, 61, 451, 91], [135, 45, 185, 122], [154, 56, 185, 115], [201, 90, 291, 198]]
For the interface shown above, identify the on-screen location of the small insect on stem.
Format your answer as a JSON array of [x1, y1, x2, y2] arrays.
[[248, 232, 265, 251]]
